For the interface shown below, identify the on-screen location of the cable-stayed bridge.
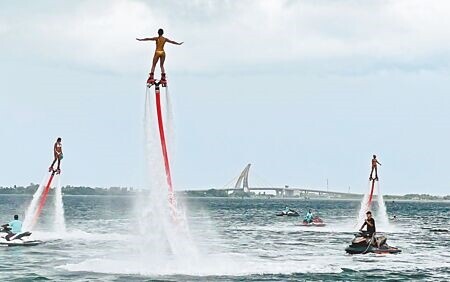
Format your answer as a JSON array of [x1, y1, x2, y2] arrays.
[[183, 164, 360, 198]]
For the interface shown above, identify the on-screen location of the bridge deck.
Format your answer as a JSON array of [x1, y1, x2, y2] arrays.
[[184, 187, 360, 196]]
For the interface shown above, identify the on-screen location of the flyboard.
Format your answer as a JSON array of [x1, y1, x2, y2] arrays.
[[147, 78, 178, 217]]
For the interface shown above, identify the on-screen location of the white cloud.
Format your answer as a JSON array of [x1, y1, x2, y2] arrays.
[[1, 0, 450, 74]]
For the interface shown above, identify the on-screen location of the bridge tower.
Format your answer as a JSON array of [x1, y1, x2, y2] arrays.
[[234, 164, 251, 193]]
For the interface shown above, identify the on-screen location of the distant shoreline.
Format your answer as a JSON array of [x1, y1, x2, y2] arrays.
[[0, 185, 448, 201], [0, 194, 448, 203]]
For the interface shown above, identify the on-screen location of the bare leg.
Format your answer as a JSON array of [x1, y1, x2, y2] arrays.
[[150, 54, 159, 74], [160, 55, 166, 74], [57, 157, 61, 170], [375, 167, 378, 180], [369, 167, 374, 179], [50, 157, 57, 171]]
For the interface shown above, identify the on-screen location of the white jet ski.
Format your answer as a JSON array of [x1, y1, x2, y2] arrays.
[[0, 227, 42, 247]]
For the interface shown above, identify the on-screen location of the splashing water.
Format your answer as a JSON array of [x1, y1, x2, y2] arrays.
[[54, 174, 66, 234], [356, 181, 371, 228], [376, 181, 390, 230], [23, 172, 50, 231], [356, 180, 390, 231], [164, 85, 175, 148], [60, 86, 222, 276], [23, 171, 66, 233], [139, 87, 199, 266]]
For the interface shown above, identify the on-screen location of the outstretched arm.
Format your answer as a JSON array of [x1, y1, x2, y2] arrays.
[[166, 38, 183, 45], [377, 160, 381, 166], [136, 37, 157, 41]]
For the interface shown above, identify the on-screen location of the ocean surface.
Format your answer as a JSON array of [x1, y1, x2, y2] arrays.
[[0, 195, 449, 281]]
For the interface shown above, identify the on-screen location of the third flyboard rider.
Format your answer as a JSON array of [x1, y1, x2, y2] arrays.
[[49, 137, 63, 174], [369, 155, 381, 181], [136, 28, 183, 86]]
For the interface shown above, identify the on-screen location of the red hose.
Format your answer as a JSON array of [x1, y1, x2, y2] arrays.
[[155, 87, 174, 206], [31, 172, 55, 228], [367, 179, 375, 207]]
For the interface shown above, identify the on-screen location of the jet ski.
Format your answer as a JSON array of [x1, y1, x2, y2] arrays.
[[0, 226, 42, 247], [345, 232, 401, 254], [299, 216, 326, 227], [276, 209, 300, 217]]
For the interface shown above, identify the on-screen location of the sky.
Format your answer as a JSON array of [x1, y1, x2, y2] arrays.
[[1, 0, 449, 195]]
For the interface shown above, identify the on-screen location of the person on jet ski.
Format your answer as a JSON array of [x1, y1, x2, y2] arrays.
[[359, 211, 376, 237], [304, 209, 314, 223], [283, 206, 291, 215], [3, 215, 22, 241]]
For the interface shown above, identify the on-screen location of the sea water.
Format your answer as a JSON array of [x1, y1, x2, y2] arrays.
[[0, 195, 448, 281]]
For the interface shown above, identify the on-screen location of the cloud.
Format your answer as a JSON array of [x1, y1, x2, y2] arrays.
[[1, 1, 157, 72], [1, 0, 450, 74]]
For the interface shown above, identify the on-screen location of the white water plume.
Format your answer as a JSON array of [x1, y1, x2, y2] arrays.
[[375, 181, 390, 230], [23, 172, 51, 231], [164, 86, 176, 168], [356, 180, 390, 231], [54, 174, 66, 234], [356, 181, 371, 228], [139, 88, 199, 264]]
